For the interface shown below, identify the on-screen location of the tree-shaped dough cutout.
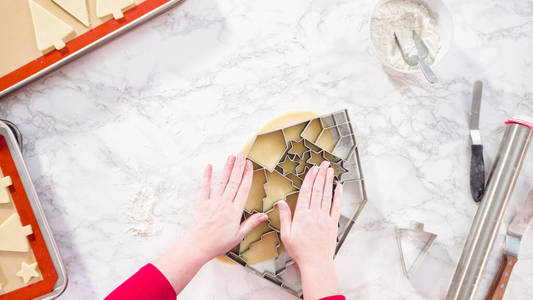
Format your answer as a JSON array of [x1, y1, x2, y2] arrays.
[[29, 0, 75, 51], [53, 0, 90, 27], [0, 214, 33, 252]]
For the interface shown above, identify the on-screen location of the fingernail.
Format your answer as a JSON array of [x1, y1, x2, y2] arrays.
[[275, 200, 288, 207]]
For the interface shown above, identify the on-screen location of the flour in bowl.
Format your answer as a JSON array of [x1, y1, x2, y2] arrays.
[[370, 0, 440, 71]]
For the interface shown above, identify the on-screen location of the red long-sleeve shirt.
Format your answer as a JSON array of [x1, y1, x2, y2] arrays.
[[106, 263, 345, 300]]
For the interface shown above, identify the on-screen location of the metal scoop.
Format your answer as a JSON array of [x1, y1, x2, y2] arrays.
[[394, 30, 438, 84]]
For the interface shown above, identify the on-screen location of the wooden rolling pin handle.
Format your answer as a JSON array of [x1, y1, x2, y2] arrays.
[[486, 254, 518, 300]]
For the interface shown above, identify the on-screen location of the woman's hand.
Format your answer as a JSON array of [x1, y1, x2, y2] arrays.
[[153, 153, 267, 294], [277, 160, 343, 299], [182, 153, 268, 261]]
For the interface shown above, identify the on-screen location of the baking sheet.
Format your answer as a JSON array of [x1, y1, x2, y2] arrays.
[[0, 0, 183, 97], [0, 123, 65, 299], [0, 168, 42, 294], [0, 0, 145, 78]]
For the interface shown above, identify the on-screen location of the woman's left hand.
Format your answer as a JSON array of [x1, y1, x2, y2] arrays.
[[181, 153, 267, 262], [153, 153, 267, 294]]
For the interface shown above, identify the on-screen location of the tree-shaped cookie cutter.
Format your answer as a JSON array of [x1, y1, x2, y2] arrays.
[[395, 222, 437, 278]]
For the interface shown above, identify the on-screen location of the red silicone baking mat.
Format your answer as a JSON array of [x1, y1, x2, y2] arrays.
[[0, 135, 57, 299]]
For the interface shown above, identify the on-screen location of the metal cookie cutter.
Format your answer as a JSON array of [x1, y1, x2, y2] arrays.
[[225, 110, 368, 298], [395, 222, 437, 278]]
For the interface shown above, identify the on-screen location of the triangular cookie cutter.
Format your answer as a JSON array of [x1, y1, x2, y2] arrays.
[[395, 222, 437, 278]]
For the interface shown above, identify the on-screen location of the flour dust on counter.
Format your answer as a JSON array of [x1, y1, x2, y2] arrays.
[[126, 184, 162, 237], [124, 161, 162, 237]]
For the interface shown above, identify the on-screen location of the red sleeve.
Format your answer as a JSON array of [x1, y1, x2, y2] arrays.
[[105, 263, 342, 300], [105, 263, 176, 300]]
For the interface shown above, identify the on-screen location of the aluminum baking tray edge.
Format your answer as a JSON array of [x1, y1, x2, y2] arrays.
[[0, 121, 67, 299]]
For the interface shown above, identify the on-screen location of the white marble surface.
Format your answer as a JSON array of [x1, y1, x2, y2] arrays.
[[1, 0, 533, 299]]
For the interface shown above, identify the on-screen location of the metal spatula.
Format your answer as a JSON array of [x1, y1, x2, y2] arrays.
[[487, 188, 533, 300], [469, 81, 485, 202], [394, 30, 438, 84]]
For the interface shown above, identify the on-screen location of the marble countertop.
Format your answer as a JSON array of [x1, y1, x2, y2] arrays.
[[1, 0, 532, 299]]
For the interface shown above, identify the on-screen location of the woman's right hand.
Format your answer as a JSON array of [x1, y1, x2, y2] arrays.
[[277, 160, 343, 299]]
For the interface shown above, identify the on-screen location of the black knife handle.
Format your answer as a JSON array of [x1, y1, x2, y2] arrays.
[[470, 144, 485, 202]]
